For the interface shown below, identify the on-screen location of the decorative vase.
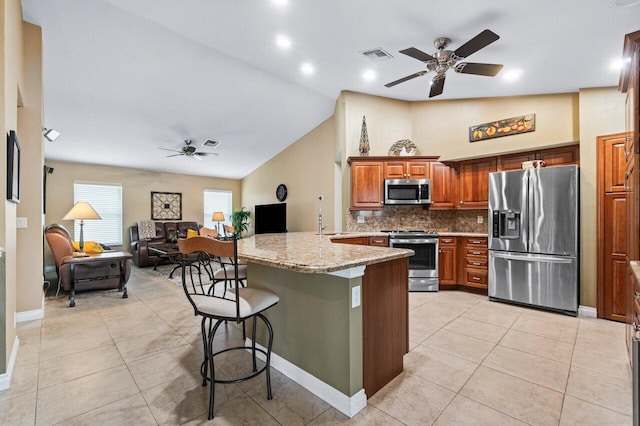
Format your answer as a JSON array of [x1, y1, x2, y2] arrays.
[[359, 115, 370, 156]]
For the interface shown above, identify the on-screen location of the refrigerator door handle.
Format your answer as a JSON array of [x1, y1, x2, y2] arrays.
[[491, 252, 573, 264]]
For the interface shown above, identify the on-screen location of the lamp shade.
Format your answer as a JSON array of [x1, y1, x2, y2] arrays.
[[63, 202, 102, 221], [212, 211, 225, 222]]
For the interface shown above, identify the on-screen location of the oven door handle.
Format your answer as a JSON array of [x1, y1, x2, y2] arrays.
[[390, 238, 439, 245]]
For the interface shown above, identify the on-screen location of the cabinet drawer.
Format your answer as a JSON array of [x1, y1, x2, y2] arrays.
[[464, 237, 488, 247], [466, 257, 488, 269], [465, 248, 487, 258], [439, 237, 456, 246], [368, 236, 389, 247], [465, 269, 488, 287], [333, 237, 368, 245]]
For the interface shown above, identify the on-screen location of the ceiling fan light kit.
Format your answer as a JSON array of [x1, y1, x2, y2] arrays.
[[385, 29, 504, 98]]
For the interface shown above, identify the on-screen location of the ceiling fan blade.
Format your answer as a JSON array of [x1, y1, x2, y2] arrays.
[[455, 62, 503, 76], [158, 147, 183, 154], [385, 71, 427, 88], [399, 47, 435, 63], [453, 29, 499, 59], [195, 152, 219, 157], [429, 75, 446, 98], [166, 154, 183, 158]]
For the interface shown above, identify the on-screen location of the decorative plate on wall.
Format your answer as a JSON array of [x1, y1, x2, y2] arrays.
[[276, 184, 288, 202], [151, 191, 182, 220], [388, 139, 418, 156]]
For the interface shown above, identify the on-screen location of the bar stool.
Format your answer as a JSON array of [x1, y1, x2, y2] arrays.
[[178, 235, 279, 420]]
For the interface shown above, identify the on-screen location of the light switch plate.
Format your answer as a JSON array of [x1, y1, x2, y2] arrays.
[[356, 216, 365, 223], [352, 285, 361, 308], [477, 216, 484, 224], [17, 217, 27, 228]]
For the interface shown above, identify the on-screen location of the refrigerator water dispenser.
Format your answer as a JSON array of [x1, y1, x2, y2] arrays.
[[492, 210, 521, 239]]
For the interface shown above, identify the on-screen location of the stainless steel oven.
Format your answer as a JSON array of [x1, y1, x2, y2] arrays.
[[386, 231, 439, 292]]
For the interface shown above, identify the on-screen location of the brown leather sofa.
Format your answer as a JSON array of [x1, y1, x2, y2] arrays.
[[129, 221, 200, 267], [44, 224, 132, 305]]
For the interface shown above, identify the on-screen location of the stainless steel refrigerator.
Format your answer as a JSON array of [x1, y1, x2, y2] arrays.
[[488, 165, 579, 315]]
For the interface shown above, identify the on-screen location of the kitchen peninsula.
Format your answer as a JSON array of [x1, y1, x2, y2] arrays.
[[237, 232, 413, 417]]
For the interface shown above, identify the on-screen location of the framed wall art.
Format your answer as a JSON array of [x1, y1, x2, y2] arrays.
[[7, 130, 20, 203], [469, 113, 535, 142], [151, 191, 182, 220]]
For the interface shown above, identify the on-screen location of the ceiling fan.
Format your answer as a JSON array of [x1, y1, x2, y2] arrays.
[[158, 140, 218, 160], [385, 29, 504, 98]]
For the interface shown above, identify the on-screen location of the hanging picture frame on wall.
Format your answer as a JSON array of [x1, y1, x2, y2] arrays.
[[151, 191, 182, 220], [7, 130, 20, 204]]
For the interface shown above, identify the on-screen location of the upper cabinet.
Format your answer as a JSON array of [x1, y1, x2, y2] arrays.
[[429, 162, 457, 209], [537, 145, 580, 167], [384, 160, 430, 179], [457, 158, 496, 209], [349, 160, 384, 210], [497, 152, 537, 171]]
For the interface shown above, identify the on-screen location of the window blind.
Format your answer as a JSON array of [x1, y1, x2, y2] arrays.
[[73, 182, 123, 246]]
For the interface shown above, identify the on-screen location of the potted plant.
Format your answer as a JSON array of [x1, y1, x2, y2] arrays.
[[231, 207, 251, 238]]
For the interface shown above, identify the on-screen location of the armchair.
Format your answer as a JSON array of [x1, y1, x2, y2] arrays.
[[45, 224, 132, 306]]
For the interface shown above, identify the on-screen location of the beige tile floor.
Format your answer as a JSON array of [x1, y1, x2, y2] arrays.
[[0, 266, 633, 425]]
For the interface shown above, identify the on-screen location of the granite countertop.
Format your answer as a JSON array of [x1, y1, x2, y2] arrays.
[[237, 232, 413, 274], [631, 261, 640, 283]]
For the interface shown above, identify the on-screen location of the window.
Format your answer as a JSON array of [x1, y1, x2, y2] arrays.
[[73, 182, 123, 246], [203, 189, 232, 231]]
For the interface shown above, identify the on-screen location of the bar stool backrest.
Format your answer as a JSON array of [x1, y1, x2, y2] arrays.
[[177, 235, 241, 321]]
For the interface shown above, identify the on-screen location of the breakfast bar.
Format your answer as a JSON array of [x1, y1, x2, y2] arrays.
[[236, 232, 412, 417]]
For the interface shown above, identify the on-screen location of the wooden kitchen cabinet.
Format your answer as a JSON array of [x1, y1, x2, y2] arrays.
[[368, 236, 389, 247], [496, 152, 536, 171], [599, 134, 628, 193], [537, 145, 580, 166], [333, 236, 369, 245], [349, 160, 384, 210], [429, 162, 457, 210], [461, 237, 488, 291], [384, 160, 430, 179], [456, 158, 496, 209], [438, 236, 458, 287]]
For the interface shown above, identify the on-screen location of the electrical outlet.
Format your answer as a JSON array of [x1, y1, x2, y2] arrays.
[[352, 285, 361, 308], [477, 216, 484, 224], [357, 216, 365, 224], [17, 217, 27, 228]]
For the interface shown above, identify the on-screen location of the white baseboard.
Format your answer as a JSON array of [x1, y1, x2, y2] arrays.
[[247, 339, 367, 418], [578, 305, 597, 318], [16, 308, 44, 323], [0, 337, 20, 391]]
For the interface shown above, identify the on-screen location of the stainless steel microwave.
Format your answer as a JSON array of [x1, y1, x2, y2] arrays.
[[384, 179, 431, 205]]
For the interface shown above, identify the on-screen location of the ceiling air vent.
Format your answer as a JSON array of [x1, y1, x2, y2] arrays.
[[202, 139, 221, 148], [361, 48, 394, 62]]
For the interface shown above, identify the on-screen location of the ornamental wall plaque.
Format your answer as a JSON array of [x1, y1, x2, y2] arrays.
[[151, 191, 182, 220], [469, 113, 535, 142]]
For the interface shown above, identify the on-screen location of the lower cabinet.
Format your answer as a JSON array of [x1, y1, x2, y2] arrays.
[[438, 235, 489, 293], [331, 235, 389, 247]]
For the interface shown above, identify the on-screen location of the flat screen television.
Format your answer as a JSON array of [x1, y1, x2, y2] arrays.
[[254, 203, 287, 234]]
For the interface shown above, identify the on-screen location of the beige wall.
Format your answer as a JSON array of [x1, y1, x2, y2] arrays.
[[578, 87, 626, 308], [44, 161, 241, 268], [16, 22, 44, 314], [241, 117, 336, 233], [1, 0, 26, 374]]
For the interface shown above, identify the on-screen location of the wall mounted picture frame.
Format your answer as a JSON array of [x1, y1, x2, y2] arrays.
[[151, 191, 182, 220], [7, 130, 20, 204], [469, 113, 535, 142]]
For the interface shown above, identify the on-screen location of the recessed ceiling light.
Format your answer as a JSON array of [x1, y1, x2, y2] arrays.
[[362, 70, 376, 82], [275, 34, 292, 49], [611, 57, 632, 71], [502, 68, 523, 82], [300, 63, 315, 75]]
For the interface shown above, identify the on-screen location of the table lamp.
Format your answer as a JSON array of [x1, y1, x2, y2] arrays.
[[212, 211, 225, 235], [63, 201, 102, 257]]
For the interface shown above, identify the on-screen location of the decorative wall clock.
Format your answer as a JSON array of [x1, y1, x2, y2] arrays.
[[151, 191, 182, 220], [276, 184, 288, 202]]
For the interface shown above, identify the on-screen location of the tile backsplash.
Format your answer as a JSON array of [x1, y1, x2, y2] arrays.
[[346, 206, 488, 233]]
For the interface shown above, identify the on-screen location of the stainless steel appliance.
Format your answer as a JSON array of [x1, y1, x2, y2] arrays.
[[384, 179, 431, 205], [385, 230, 439, 291], [488, 165, 579, 315]]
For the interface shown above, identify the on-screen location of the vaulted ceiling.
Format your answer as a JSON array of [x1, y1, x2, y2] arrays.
[[21, 0, 640, 179]]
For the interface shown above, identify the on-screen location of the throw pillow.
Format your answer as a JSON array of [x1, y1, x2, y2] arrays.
[[187, 229, 199, 238], [138, 220, 156, 240], [72, 241, 104, 254]]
